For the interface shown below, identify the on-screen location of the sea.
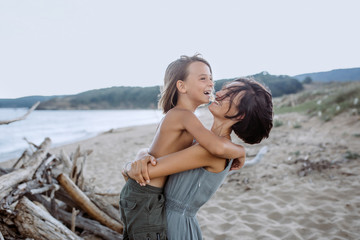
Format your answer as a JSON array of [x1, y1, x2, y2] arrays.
[[0, 108, 164, 163]]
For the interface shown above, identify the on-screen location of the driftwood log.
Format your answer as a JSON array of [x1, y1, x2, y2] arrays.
[[0, 137, 123, 239], [0, 101, 40, 125], [87, 193, 122, 224], [57, 173, 123, 234], [28, 194, 122, 240], [0, 138, 51, 201], [15, 197, 81, 240]]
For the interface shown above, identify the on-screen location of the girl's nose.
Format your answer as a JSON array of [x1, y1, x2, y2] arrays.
[[209, 80, 214, 87]]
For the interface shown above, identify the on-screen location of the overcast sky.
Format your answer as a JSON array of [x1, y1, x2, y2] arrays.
[[1, 0, 359, 98]]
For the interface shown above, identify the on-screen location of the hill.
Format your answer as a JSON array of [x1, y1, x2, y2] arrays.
[[273, 81, 360, 122], [215, 72, 303, 97], [37, 73, 303, 110], [37, 86, 160, 110], [294, 67, 360, 82], [1, 73, 303, 110], [0, 96, 58, 108]]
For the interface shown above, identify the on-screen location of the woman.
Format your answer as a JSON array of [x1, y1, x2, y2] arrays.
[[127, 78, 273, 239]]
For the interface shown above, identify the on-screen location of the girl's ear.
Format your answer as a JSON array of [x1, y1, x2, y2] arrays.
[[176, 80, 187, 94]]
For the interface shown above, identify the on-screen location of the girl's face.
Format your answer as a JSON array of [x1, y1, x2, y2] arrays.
[[181, 61, 214, 106], [209, 81, 244, 119]]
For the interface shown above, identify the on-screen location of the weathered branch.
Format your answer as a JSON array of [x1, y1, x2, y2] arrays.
[[57, 173, 123, 234], [54, 188, 80, 209], [15, 197, 81, 240], [29, 194, 122, 240], [12, 150, 30, 169], [0, 138, 51, 200], [0, 168, 13, 177], [87, 193, 122, 224], [0, 101, 40, 125]]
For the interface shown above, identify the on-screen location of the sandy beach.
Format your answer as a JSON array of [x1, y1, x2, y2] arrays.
[[1, 108, 359, 239]]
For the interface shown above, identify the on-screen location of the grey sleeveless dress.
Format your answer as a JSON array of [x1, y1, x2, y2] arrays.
[[164, 159, 233, 240]]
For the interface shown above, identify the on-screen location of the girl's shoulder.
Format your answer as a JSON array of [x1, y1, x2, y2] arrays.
[[161, 108, 197, 130]]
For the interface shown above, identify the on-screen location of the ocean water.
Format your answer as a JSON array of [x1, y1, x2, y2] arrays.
[[0, 108, 164, 162]]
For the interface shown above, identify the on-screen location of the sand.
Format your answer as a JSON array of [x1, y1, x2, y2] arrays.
[[2, 109, 359, 239]]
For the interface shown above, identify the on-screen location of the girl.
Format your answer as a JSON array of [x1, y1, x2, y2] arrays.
[[119, 55, 245, 240], [127, 78, 273, 239]]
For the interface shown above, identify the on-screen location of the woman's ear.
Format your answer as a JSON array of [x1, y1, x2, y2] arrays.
[[176, 80, 187, 94], [236, 114, 245, 121]]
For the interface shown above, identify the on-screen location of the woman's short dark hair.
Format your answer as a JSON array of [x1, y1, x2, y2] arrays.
[[220, 78, 273, 144]]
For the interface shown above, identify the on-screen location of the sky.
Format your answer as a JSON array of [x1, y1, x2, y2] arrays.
[[0, 0, 359, 98]]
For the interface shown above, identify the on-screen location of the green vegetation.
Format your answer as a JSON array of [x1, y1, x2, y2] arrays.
[[253, 72, 303, 97], [215, 72, 303, 98], [294, 67, 360, 82], [38, 86, 160, 110], [303, 77, 313, 84], [274, 81, 360, 121], [292, 151, 300, 157], [0, 96, 57, 108], [2, 67, 359, 110], [37, 72, 304, 110], [344, 151, 360, 160], [273, 119, 284, 127]]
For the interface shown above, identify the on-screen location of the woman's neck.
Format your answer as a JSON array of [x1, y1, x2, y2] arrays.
[[211, 118, 233, 140]]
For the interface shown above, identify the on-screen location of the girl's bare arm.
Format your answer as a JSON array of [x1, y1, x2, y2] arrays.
[[176, 110, 245, 159]]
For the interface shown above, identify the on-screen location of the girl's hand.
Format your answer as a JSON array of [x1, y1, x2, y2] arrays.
[[230, 156, 245, 171], [128, 153, 157, 186], [121, 162, 132, 181]]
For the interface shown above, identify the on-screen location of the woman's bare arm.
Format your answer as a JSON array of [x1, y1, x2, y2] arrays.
[[127, 144, 223, 183]]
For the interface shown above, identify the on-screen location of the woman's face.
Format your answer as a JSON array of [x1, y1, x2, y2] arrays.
[[208, 81, 244, 119]]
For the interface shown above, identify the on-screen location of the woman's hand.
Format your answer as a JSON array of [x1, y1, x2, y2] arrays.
[[127, 153, 157, 186], [230, 156, 245, 171]]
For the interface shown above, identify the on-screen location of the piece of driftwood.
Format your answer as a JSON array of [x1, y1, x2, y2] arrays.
[[14, 197, 81, 240], [55, 188, 80, 209], [87, 193, 122, 224], [1, 179, 42, 210], [1, 137, 124, 239], [29, 194, 122, 240], [93, 191, 120, 197], [0, 168, 13, 177], [1, 146, 60, 210], [12, 150, 30, 169], [71, 208, 80, 232], [61, 149, 73, 176], [0, 222, 19, 240], [57, 173, 123, 234], [0, 138, 51, 200], [0, 101, 40, 125], [70, 146, 92, 190]]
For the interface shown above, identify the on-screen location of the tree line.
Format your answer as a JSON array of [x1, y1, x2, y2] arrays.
[[1, 73, 304, 110]]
